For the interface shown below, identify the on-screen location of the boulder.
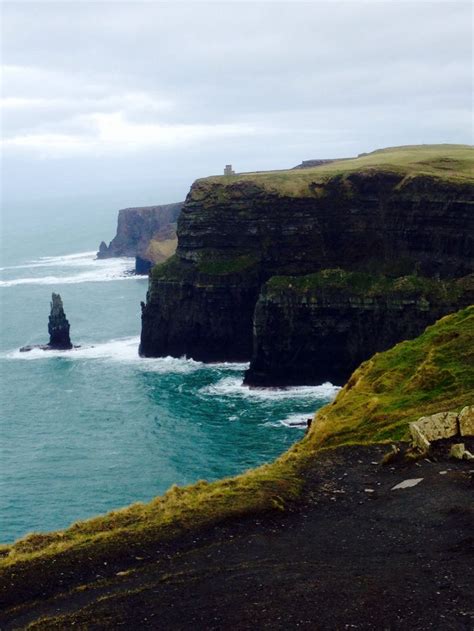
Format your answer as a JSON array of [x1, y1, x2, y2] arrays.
[[458, 405, 474, 437]]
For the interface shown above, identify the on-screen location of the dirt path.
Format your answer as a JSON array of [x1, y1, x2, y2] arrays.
[[2, 445, 473, 630]]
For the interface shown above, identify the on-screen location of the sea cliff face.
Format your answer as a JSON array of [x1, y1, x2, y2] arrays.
[[140, 146, 474, 382], [98, 202, 183, 272], [244, 271, 474, 386], [140, 258, 260, 360]]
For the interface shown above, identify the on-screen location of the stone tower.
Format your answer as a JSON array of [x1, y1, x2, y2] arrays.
[[224, 164, 235, 176]]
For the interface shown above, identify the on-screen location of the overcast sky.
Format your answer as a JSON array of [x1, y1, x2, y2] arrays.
[[1, 1, 472, 205]]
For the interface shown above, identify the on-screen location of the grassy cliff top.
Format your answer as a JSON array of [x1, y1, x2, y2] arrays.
[[1, 307, 473, 605], [198, 145, 474, 197]]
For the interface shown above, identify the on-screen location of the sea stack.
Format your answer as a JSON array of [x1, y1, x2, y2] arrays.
[[48, 293, 72, 349], [19, 292, 74, 352]]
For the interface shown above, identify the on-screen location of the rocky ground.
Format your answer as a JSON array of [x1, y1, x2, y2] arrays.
[[2, 444, 473, 630]]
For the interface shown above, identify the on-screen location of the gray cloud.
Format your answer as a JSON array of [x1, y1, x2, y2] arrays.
[[1, 1, 472, 202]]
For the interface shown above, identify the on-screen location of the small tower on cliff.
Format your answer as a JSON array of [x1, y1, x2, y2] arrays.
[[224, 164, 235, 176]]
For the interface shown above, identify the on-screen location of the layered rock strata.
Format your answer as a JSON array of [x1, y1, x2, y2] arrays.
[[244, 271, 474, 386], [140, 147, 474, 383]]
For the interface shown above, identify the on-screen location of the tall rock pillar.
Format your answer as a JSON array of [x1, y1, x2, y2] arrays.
[[48, 293, 72, 349]]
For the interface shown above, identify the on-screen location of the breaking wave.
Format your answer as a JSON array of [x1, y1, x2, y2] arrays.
[[0, 252, 137, 287], [3, 337, 247, 375], [265, 412, 312, 429], [199, 376, 340, 401]]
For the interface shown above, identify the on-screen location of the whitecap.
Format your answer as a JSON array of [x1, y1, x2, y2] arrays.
[[0, 256, 137, 287], [3, 337, 203, 374], [206, 361, 249, 371], [0, 251, 99, 271], [200, 376, 340, 401]]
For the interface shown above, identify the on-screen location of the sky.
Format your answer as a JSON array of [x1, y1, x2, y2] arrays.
[[1, 1, 472, 206]]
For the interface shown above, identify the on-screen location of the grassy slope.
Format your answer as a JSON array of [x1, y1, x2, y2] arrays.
[[1, 306, 473, 582], [201, 144, 474, 196]]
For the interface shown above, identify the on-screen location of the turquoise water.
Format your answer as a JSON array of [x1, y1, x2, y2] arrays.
[[0, 197, 338, 543]]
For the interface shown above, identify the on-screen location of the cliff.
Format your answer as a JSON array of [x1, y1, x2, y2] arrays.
[[97, 202, 183, 273], [245, 271, 474, 386], [140, 145, 474, 377]]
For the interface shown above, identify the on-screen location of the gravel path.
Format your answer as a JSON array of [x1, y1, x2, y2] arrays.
[[2, 444, 473, 630]]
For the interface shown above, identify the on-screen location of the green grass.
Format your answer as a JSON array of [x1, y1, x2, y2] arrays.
[[312, 306, 474, 446], [265, 269, 470, 301], [197, 254, 260, 275], [150, 254, 189, 282], [150, 253, 260, 280], [1, 306, 473, 602], [199, 145, 474, 197]]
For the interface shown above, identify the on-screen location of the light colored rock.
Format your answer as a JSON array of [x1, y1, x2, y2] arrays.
[[450, 443, 474, 461], [409, 411, 458, 451], [458, 405, 474, 437], [391, 478, 423, 490], [450, 443, 465, 459], [409, 421, 431, 452]]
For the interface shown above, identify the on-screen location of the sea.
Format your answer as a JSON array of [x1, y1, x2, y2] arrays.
[[0, 195, 338, 543]]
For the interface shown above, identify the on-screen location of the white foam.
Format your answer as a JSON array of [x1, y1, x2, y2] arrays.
[[207, 361, 249, 371], [200, 376, 340, 401], [0, 252, 137, 287], [0, 251, 99, 271], [265, 413, 312, 429], [3, 336, 204, 374]]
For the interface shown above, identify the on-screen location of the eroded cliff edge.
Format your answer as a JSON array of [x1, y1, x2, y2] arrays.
[[98, 202, 183, 273], [139, 145, 474, 381]]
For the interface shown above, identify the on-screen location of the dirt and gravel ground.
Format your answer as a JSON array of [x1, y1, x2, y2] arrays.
[[2, 444, 473, 630]]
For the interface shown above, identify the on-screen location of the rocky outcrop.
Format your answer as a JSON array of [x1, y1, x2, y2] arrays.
[[20, 293, 73, 352], [140, 146, 474, 381], [409, 406, 474, 460], [98, 202, 183, 273], [244, 272, 474, 386], [48, 293, 72, 349], [293, 158, 340, 169]]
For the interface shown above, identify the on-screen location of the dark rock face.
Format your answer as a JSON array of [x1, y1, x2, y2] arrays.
[[97, 202, 183, 260], [48, 293, 72, 349], [175, 173, 472, 279], [140, 169, 474, 381], [135, 256, 152, 275], [140, 263, 260, 361], [244, 273, 474, 386], [20, 293, 73, 352], [98, 241, 109, 257]]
